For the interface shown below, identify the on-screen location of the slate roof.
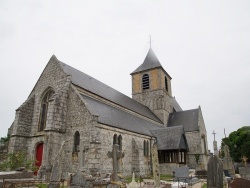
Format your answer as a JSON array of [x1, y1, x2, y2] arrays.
[[131, 49, 162, 74], [150, 126, 188, 150], [171, 97, 182, 112], [57, 57, 162, 124], [167, 109, 199, 132], [131, 49, 172, 79], [80, 94, 164, 136]]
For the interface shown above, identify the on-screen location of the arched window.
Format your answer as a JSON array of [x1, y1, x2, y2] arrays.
[[165, 76, 168, 92], [113, 134, 122, 151], [142, 74, 150, 90], [113, 134, 118, 145], [118, 135, 122, 151], [38, 89, 54, 131], [73, 131, 80, 152]]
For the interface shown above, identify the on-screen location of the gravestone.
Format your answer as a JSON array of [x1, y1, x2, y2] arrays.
[[222, 145, 235, 178], [173, 166, 189, 181], [239, 167, 250, 179], [151, 142, 160, 188], [173, 166, 198, 185], [229, 178, 250, 188], [70, 170, 92, 188], [207, 155, 223, 188], [49, 141, 66, 188], [127, 172, 138, 188], [49, 161, 60, 188], [107, 144, 124, 182]]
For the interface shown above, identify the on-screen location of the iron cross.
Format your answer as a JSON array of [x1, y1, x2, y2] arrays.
[[148, 35, 153, 48]]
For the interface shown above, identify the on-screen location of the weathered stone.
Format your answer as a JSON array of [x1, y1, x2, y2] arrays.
[[239, 167, 250, 179], [173, 166, 189, 181], [7, 51, 209, 181], [229, 178, 250, 188], [207, 156, 223, 188], [151, 142, 160, 187]]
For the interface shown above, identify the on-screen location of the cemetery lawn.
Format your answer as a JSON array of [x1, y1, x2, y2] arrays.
[[125, 174, 172, 182], [202, 183, 207, 188], [160, 174, 173, 180]]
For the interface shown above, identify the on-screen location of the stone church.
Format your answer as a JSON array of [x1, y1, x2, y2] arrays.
[[8, 48, 209, 179]]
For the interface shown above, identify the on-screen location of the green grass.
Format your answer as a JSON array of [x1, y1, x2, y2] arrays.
[[126, 174, 173, 182], [160, 174, 173, 181], [202, 183, 207, 188]]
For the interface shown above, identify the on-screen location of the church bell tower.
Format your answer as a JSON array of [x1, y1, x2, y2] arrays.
[[131, 48, 173, 125]]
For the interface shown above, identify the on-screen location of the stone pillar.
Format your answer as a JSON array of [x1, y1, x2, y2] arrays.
[[213, 140, 219, 157]]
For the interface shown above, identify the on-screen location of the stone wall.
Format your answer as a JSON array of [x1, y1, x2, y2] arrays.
[[8, 55, 71, 175], [57, 85, 95, 178], [183, 107, 209, 170], [133, 90, 172, 126], [8, 96, 35, 153], [132, 68, 173, 126], [46, 85, 155, 178], [197, 107, 209, 169], [159, 163, 179, 175], [96, 124, 153, 177], [185, 131, 201, 169]]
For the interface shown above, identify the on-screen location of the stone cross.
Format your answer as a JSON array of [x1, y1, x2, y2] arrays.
[[107, 144, 124, 182], [212, 130, 219, 157], [242, 156, 248, 167], [79, 140, 85, 170], [148, 35, 153, 48], [151, 142, 160, 188]]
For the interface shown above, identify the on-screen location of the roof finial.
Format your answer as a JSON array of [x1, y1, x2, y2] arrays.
[[148, 35, 153, 49]]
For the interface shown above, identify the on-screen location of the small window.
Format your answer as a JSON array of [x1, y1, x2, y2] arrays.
[[147, 141, 149, 156], [38, 89, 54, 131], [165, 76, 168, 92], [142, 74, 150, 90], [144, 140, 149, 157], [144, 141, 146, 156], [73, 131, 80, 152]]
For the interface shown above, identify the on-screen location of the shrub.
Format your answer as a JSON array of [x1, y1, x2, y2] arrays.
[[0, 151, 37, 172]]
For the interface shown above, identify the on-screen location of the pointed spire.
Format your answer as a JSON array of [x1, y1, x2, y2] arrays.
[[51, 54, 58, 60], [131, 48, 163, 74]]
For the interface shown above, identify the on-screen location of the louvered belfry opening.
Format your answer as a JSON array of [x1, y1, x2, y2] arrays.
[[142, 74, 150, 90]]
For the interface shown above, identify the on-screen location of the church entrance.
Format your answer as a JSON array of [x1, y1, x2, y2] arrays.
[[34, 143, 44, 175]]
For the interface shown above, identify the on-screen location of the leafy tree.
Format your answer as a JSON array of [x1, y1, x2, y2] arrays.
[[221, 126, 250, 162], [0, 134, 10, 143]]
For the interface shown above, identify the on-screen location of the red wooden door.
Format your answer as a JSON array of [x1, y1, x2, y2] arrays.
[[34, 143, 43, 175]]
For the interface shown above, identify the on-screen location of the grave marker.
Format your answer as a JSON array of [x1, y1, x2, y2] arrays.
[[207, 155, 223, 188], [107, 144, 124, 182], [229, 178, 250, 188], [151, 142, 160, 188]]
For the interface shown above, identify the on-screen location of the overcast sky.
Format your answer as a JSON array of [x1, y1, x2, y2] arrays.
[[1, 0, 250, 151]]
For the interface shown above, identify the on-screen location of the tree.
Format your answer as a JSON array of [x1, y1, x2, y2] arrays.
[[221, 126, 250, 162], [0, 134, 10, 143]]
